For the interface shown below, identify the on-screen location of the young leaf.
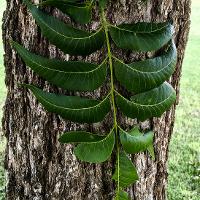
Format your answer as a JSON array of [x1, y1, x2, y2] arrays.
[[40, 0, 93, 24], [120, 128, 154, 154], [113, 42, 177, 93], [74, 129, 115, 163], [112, 151, 139, 188], [109, 22, 174, 52], [24, 0, 105, 55], [116, 82, 176, 121], [22, 84, 111, 123], [12, 42, 107, 91], [59, 131, 105, 144], [115, 190, 130, 200]]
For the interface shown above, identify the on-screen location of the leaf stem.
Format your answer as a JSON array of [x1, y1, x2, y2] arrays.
[[101, 9, 120, 199]]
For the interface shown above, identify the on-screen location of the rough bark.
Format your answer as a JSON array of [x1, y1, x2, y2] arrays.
[[2, 0, 191, 199]]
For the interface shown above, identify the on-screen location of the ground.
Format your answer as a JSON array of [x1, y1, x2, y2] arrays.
[[0, 0, 199, 199]]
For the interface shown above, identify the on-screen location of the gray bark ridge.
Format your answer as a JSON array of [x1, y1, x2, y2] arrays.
[[2, 0, 191, 199]]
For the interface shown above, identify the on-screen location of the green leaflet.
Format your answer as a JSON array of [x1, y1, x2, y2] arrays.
[[40, 0, 93, 24], [112, 151, 138, 188], [74, 129, 115, 163], [116, 82, 176, 121], [120, 127, 154, 154], [23, 84, 111, 123], [127, 127, 155, 159], [99, 0, 107, 8], [115, 190, 130, 200], [12, 42, 107, 91], [109, 22, 174, 52], [113, 42, 177, 93], [24, 0, 105, 55], [59, 131, 105, 143]]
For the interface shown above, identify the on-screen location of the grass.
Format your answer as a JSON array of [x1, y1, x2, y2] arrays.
[[167, 0, 200, 199], [0, 0, 199, 200]]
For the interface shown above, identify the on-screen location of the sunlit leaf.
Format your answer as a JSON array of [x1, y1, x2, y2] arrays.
[[112, 151, 138, 188], [116, 82, 176, 121], [24, 0, 105, 55], [13, 41, 107, 91], [109, 22, 174, 52], [74, 129, 115, 163], [23, 84, 111, 123], [113, 42, 177, 93]]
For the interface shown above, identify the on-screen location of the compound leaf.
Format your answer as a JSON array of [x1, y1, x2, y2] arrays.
[[24, 0, 105, 55], [113, 42, 177, 93], [109, 22, 174, 52], [112, 151, 138, 188], [40, 0, 93, 24], [23, 84, 111, 123], [116, 82, 176, 121], [13, 42, 107, 91], [59, 131, 105, 143], [115, 190, 130, 200], [120, 127, 154, 154], [74, 129, 115, 163]]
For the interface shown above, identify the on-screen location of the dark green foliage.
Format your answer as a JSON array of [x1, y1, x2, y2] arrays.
[[109, 22, 174, 51], [59, 131, 105, 143], [112, 151, 138, 188], [13, 0, 177, 198], [24, 0, 105, 55], [120, 128, 154, 154], [115, 190, 130, 200], [40, 0, 93, 24], [12, 42, 107, 91], [116, 83, 176, 121], [22, 84, 111, 123], [74, 129, 115, 163], [59, 129, 115, 163], [99, 0, 108, 8], [113, 42, 177, 93]]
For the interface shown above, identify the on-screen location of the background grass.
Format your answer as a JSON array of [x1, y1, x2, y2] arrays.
[[167, 0, 200, 199], [0, 0, 199, 199]]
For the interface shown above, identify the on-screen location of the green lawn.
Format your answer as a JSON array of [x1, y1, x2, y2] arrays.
[[0, 1, 199, 200], [167, 0, 200, 199]]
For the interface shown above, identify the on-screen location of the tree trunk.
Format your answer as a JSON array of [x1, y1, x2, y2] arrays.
[[2, 0, 191, 199]]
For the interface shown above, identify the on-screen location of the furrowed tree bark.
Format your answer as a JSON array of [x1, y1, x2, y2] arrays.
[[2, 0, 191, 199]]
